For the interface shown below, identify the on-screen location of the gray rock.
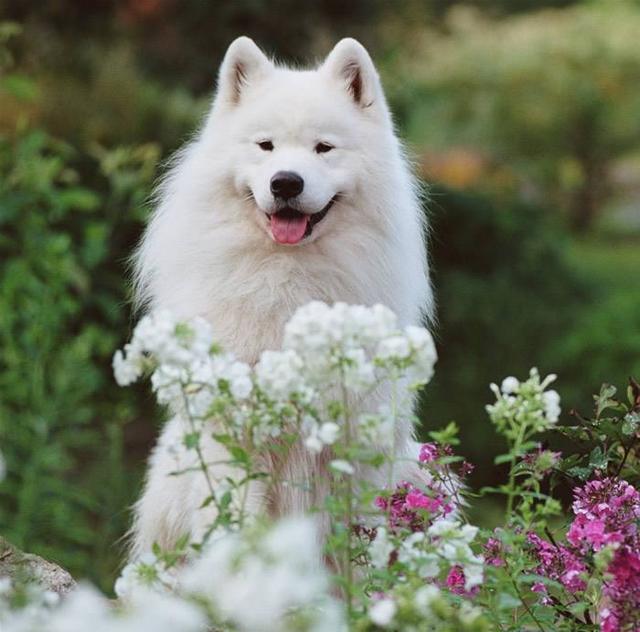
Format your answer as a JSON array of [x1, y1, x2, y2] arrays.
[[0, 536, 76, 596]]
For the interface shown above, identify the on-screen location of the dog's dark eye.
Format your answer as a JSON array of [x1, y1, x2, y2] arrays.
[[257, 140, 274, 151], [315, 142, 333, 154]]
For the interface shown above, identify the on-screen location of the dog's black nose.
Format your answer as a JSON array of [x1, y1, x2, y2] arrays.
[[270, 171, 304, 199]]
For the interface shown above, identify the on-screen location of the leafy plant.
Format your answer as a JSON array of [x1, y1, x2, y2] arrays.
[[0, 126, 158, 588]]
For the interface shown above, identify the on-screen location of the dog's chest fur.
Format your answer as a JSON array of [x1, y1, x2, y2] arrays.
[[148, 229, 410, 365]]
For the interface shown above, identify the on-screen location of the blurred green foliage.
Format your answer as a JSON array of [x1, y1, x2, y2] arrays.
[[0, 122, 158, 589], [392, 1, 640, 231], [0, 0, 638, 589], [422, 187, 589, 462]]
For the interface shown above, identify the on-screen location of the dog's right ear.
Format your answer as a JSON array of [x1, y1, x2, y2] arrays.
[[216, 37, 272, 106]]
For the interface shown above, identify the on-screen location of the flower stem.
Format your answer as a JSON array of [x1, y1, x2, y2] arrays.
[[505, 422, 527, 520], [341, 378, 354, 619]]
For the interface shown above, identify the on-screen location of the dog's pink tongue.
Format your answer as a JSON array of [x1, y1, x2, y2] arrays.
[[270, 213, 309, 244]]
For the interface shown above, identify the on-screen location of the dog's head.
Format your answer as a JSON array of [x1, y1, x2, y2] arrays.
[[203, 37, 395, 246]]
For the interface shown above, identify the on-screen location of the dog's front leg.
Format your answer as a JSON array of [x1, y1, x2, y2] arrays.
[[130, 417, 266, 559]]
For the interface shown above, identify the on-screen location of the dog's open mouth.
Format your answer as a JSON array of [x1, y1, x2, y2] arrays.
[[268, 197, 335, 245]]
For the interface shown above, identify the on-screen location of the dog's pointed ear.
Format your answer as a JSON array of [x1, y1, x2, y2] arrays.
[[322, 38, 380, 108], [216, 37, 272, 106]]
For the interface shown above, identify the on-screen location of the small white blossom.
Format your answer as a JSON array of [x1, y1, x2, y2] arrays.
[[304, 434, 323, 454], [304, 421, 341, 454], [115, 552, 177, 602], [414, 584, 441, 616], [369, 528, 394, 569], [318, 422, 340, 445], [500, 376, 520, 394], [330, 460, 355, 475], [342, 348, 376, 390], [397, 532, 441, 579], [112, 347, 143, 386], [255, 349, 308, 401], [542, 389, 561, 424], [463, 560, 485, 591], [376, 335, 411, 360], [369, 598, 396, 627]]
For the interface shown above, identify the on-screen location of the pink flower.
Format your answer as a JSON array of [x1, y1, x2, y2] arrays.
[[406, 488, 443, 513], [446, 566, 466, 594], [572, 478, 640, 528], [459, 461, 475, 478], [599, 548, 640, 632], [567, 515, 623, 551], [418, 443, 439, 463], [483, 537, 505, 567], [445, 566, 479, 597], [528, 477, 640, 632], [527, 533, 587, 594], [600, 609, 619, 632], [376, 480, 454, 533]]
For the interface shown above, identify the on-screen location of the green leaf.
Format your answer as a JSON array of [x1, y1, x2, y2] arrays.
[[568, 601, 589, 617], [595, 384, 618, 418], [589, 446, 609, 469], [199, 495, 215, 509], [0, 74, 39, 101], [229, 446, 249, 465], [183, 432, 200, 450], [566, 465, 592, 480], [497, 593, 521, 609], [57, 188, 100, 211], [428, 421, 460, 445], [520, 574, 563, 591], [622, 412, 639, 436], [218, 491, 232, 511]]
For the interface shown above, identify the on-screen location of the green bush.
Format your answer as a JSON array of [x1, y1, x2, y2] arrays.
[[0, 127, 157, 588], [420, 186, 592, 478]]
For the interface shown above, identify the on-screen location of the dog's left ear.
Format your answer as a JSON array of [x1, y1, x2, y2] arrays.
[[322, 38, 380, 108], [216, 36, 273, 106]]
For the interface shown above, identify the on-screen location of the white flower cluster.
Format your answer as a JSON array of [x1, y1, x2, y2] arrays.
[[282, 301, 437, 391], [113, 311, 210, 386], [114, 551, 177, 602], [486, 367, 561, 437], [42, 584, 204, 632], [113, 302, 438, 457], [370, 517, 484, 593], [427, 518, 484, 590], [0, 577, 61, 631], [113, 311, 252, 416], [304, 420, 340, 453], [367, 582, 484, 629], [181, 517, 343, 632], [2, 519, 343, 632]]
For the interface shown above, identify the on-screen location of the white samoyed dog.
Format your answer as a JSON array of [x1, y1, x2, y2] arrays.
[[130, 36, 434, 556]]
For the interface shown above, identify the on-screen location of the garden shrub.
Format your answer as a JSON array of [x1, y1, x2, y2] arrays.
[[423, 185, 591, 483], [0, 127, 157, 588]]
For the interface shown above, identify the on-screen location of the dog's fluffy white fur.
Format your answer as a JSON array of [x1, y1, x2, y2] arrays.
[[130, 37, 433, 557]]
